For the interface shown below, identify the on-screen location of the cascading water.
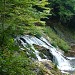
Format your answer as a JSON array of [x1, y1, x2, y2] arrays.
[[16, 35, 75, 73]]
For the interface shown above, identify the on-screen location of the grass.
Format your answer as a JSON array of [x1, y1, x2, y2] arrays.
[[42, 26, 70, 52], [55, 23, 75, 43]]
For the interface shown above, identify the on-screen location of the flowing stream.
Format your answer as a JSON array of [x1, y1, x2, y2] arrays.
[[16, 35, 75, 74]]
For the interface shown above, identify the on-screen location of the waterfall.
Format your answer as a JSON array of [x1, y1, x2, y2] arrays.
[[16, 35, 75, 73]]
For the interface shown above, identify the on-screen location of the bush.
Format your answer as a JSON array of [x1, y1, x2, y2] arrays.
[[0, 50, 36, 75]]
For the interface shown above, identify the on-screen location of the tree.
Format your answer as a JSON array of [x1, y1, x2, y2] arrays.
[[0, 0, 50, 47], [48, 0, 75, 25], [0, 0, 50, 74]]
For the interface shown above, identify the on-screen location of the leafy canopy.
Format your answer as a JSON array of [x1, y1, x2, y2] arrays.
[[48, 0, 75, 23]]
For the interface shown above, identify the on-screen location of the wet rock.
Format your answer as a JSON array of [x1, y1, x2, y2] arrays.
[[65, 45, 75, 57], [35, 59, 62, 75], [33, 44, 53, 60]]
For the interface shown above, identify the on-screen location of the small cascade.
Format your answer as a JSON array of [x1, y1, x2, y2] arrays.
[[16, 35, 75, 73], [31, 46, 42, 61], [41, 36, 75, 71]]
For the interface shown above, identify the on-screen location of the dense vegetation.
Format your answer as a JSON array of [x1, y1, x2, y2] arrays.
[[0, 0, 50, 75], [48, 0, 75, 27], [0, 0, 75, 75]]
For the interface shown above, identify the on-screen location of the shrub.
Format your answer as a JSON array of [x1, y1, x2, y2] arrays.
[[0, 50, 36, 75]]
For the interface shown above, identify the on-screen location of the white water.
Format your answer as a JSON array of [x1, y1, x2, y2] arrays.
[[31, 45, 42, 61], [16, 35, 75, 73]]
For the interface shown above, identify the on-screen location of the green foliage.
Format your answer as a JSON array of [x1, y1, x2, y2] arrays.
[[23, 25, 42, 38], [0, 0, 50, 46], [0, 0, 73, 74], [0, 50, 36, 75], [49, 0, 75, 23], [43, 26, 70, 52], [0, 1, 51, 74]]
